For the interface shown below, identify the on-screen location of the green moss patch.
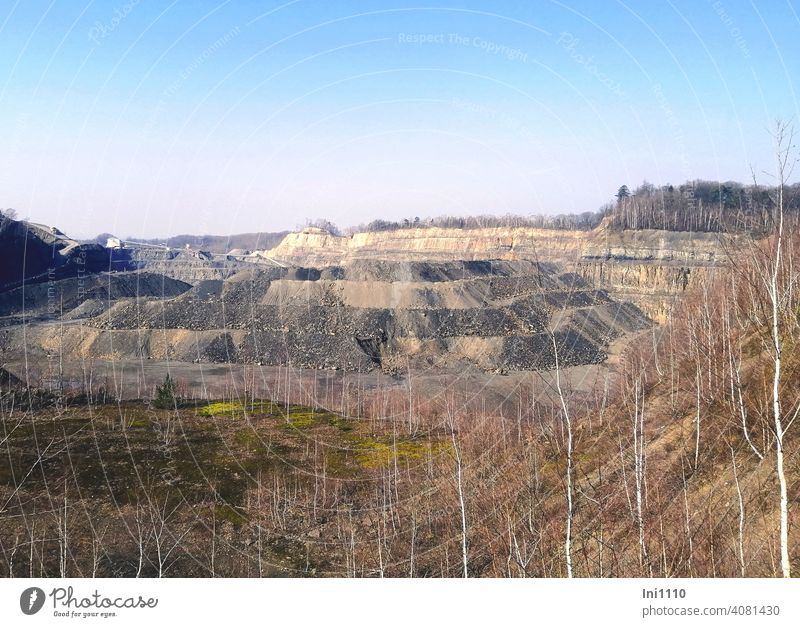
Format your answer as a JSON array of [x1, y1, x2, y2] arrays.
[[354, 436, 445, 469], [214, 503, 246, 526], [197, 400, 277, 418], [328, 415, 354, 432]]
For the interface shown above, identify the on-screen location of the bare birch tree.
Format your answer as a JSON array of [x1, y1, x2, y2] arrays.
[[445, 403, 469, 578], [751, 121, 798, 577], [551, 333, 574, 578]]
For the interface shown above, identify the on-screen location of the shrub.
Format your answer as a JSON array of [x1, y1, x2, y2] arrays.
[[152, 374, 178, 409]]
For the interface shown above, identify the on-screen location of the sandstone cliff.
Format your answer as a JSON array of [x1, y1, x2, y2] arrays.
[[266, 226, 731, 322], [267, 226, 728, 264]]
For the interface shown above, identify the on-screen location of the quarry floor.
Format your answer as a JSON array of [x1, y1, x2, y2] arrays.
[[3, 343, 628, 413]]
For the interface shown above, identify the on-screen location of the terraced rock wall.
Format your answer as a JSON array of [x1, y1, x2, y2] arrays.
[[45, 260, 652, 372], [1, 224, 733, 374]]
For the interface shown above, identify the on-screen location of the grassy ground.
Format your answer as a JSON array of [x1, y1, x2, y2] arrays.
[[0, 395, 448, 576]]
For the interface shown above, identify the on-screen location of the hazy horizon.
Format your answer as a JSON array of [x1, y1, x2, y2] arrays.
[[2, 1, 799, 239], [16, 172, 780, 242]]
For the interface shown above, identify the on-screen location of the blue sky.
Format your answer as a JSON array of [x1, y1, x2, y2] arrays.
[[1, 0, 798, 238]]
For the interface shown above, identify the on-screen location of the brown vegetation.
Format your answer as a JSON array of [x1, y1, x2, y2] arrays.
[[0, 218, 797, 576]]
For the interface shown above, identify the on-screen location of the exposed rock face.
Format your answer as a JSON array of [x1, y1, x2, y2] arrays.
[[108, 247, 247, 283], [0, 217, 109, 292], [8, 260, 651, 372], [574, 260, 709, 322], [269, 227, 584, 262], [266, 226, 730, 323], [267, 226, 728, 264], [0, 272, 192, 318], [0, 222, 732, 374]]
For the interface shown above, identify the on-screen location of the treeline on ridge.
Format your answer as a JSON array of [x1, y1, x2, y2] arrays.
[[608, 179, 800, 233], [310, 178, 799, 236]]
